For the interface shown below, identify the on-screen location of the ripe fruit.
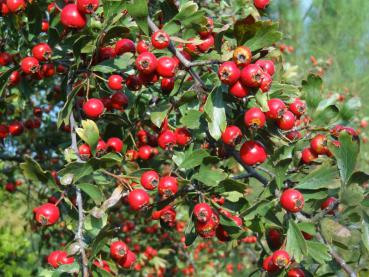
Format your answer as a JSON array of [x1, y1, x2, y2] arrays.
[[301, 147, 318, 164], [233, 46, 252, 67], [6, 0, 26, 12], [265, 98, 286, 119], [136, 40, 150, 54], [108, 75, 123, 90], [33, 203, 60, 226], [115, 38, 135, 55], [240, 141, 267, 165], [128, 189, 150, 210], [255, 59, 275, 76], [138, 145, 154, 160], [32, 43, 52, 61], [136, 52, 158, 74], [9, 70, 21, 86], [161, 77, 175, 93], [286, 130, 302, 141], [42, 64, 55, 77], [240, 64, 263, 87], [156, 57, 178, 78], [61, 4, 86, 29], [21, 57, 40, 74], [221, 125, 242, 145], [47, 251, 74, 269], [96, 139, 107, 155], [195, 212, 219, 238], [244, 107, 266, 128], [310, 134, 328, 155], [9, 121, 24, 136], [280, 189, 304, 213], [267, 228, 283, 249], [151, 30, 170, 49], [184, 38, 198, 54], [175, 128, 191, 146], [193, 203, 213, 223], [198, 17, 214, 38], [5, 182, 15, 192], [262, 255, 279, 272], [158, 130, 176, 149], [229, 81, 249, 98], [260, 72, 272, 92], [77, 0, 99, 14], [111, 92, 128, 110], [93, 260, 111, 273], [272, 250, 290, 268], [99, 46, 116, 61], [321, 197, 337, 214], [254, 0, 270, 9], [78, 143, 91, 159], [277, 110, 295, 130], [106, 137, 123, 153], [118, 250, 136, 269], [110, 240, 128, 260], [141, 170, 159, 190], [218, 61, 241, 85], [158, 176, 178, 197], [0, 52, 12, 66], [198, 35, 214, 53], [126, 75, 142, 91], [289, 98, 306, 117], [288, 268, 305, 277], [83, 98, 104, 118], [0, 124, 9, 139]]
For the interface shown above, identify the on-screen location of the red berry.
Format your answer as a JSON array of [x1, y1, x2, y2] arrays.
[[138, 72, 159, 85], [32, 43, 52, 62], [125, 149, 138, 161], [265, 98, 286, 119], [138, 145, 154, 160], [83, 98, 104, 118], [93, 260, 111, 273], [78, 143, 91, 159], [6, 0, 26, 12], [110, 240, 128, 260], [157, 56, 178, 78], [286, 130, 302, 141], [310, 134, 328, 155], [280, 188, 304, 213], [218, 61, 240, 85], [77, 0, 99, 14], [267, 228, 283, 249], [262, 255, 279, 272], [126, 75, 142, 91], [99, 46, 116, 61], [244, 107, 266, 128], [5, 182, 16, 192], [321, 197, 336, 214], [128, 189, 150, 210], [0, 124, 9, 139], [108, 75, 123, 90], [118, 250, 136, 269], [254, 0, 270, 9], [1, 3, 10, 16], [193, 203, 212, 223], [61, 4, 86, 29], [198, 35, 214, 53], [260, 72, 272, 92], [158, 130, 176, 150], [255, 59, 275, 76], [221, 125, 242, 145], [240, 64, 263, 87], [107, 137, 123, 153], [42, 64, 55, 77], [96, 139, 107, 155], [288, 268, 305, 277], [141, 170, 159, 190], [9, 70, 21, 86], [301, 147, 318, 164], [111, 92, 128, 110], [33, 203, 60, 226], [240, 141, 267, 165], [21, 57, 40, 74], [151, 30, 170, 49], [289, 98, 306, 117], [233, 46, 252, 67], [272, 250, 290, 268], [277, 110, 295, 130], [229, 81, 249, 98], [136, 52, 157, 74], [47, 251, 64, 268], [184, 38, 198, 54], [136, 40, 150, 54], [161, 77, 175, 93], [198, 17, 214, 38], [115, 38, 135, 55], [158, 176, 178, 197], [9, 121, 24, 136], [0, 52, 12, 66], [195, 212, 219, 238], [175, 128, 191, 146]]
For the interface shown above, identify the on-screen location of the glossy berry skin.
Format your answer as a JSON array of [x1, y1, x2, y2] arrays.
[[126, 75, 142, 91], [110, 240, 128, 260], [99, 46, 116, 61], [158, 130, 176, 149], [240, 141, 267, 165], [128, 189, 150, 210], [42, 64, 55, 77], [0, 124, 9, 139], [198, 17, 214, 38], [140, 170, 159, 190], [280, 189, 304, 213], [138, 145, 154, 160], [289, 98, 306, 117], [195, 212, 219, 238], [301, 147, 318, 164], [136, 52, 157, 74], [6, 0, 26, 12], [267, 229, 283, 250], [156, 57, 178, 78], [161, 77, 175, 93], [9, 121, 24, 136], [83, 98, 104, 118], [47, 251, 73, 269], [221, 125, 242, 145], [151, 30, 170, 49], [288, 268, 305, 277], [93, 260, 111, 273], [218, 61, 241, 85], [233, 46, 252, 67], [240, 64, 263, 88], [175, 128, 191, 146], [286, 130, 302, 141], [158, 176, 178, 197], [310, 134, 328, 155], [108, 75, 123, 90], [32, 43, 52, 62], [321, 197, 337, 214], [136, 40, 150, 54], [77, 0, 99, 14], [193, 203, 213, 223], [111, 92, 128, 110], [115, 38, 135, 55], [118, 250, 136, 269], [78, 143, 91, 159], [260, 72, 272, 92], [244, 107, 266, 128], [266, 98, 286, 119], [255, 59, 275, 76], [21, 57, 40, 74], [198, 35, 214, 53], [0, 52, 12, 66], [61, 4, 86, 29], [277, 110, 295, 130], [33, 203, 60, 226], [96, 139, 107, 155], [107, 137, 123, 153], [229, 81, 249, 98], [272, 250, 290, 268], [262, 255, 279, 272], [254, 0, 270, 9]]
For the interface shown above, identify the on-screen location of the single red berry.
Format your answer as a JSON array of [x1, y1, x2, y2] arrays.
[[198, 35, 214, 53], [41, 20, 49, 32], [0, 52, 12, 66], [244, 107, 266, 128], [254, 0, 270, 9], [61, 4, 86, 29], [78, 143, 91, 159], [33, 203, 60, 226], [96, 139, 107, 155], [93, 260, 111, 273], [6, 0, 26, 12], [151, 30, 170, 49], [77, 0, 99, 14], [158, 176, 178, 197], [47, 251, 64, 268], [301, 147, 318, 164], [193, 203, 213, 223], [240, 64, 263, 88], [110, 240, 128, 260], [321, 197, 337, 215], [138, 145, 154, 160], [277, 110, 295, 130], [198, 17, 214, 38], [126, 75, 142, 91], [107, 75, 123, 90], [157, 56, 178, 78], [265, 98, 286, 119], [118, 250, 136, 269], [8, 121, 24, 136], [310, 134, 328, 155], [233, 46, 252, 67], [8, 70, 21, 86], [221, 125, 242, 145], [289, 98, 306, 117], [83, 98, 104, 118], [175, 128, 191, 146], [158, 130, 176, 150], [255, 59, 275, 76], [21, 57, 40, 74], [141, 170, 159, 190], [280, 188, 304, 213], [267, 228, 283, 249], [272, 250, 290, 268], [287, 268, 305, 277], [184, 38, 198, 54], [195, 212, 219, 238], [218, 61, 241, 85], [0, 124, 9, 139], [136, 52, 157, 74], [1, 3, 10, 16], [128, 189, 150, 210], [240, 141, 267, 165], [260, 72, 272, 92], [111, 92, 128, 110], [42, 64, 55, 77], [99, 46, 116, 61], [136, 40, 150, 54], [107, 137, 123, 153], [115, 38, 135, 55], [32, 43, 52, 62], [125, 149, 139, 161], [5, 182, 16, 192], [286, 130, 302, 141], [138, 71, 159, 85], [161, 77, 175, 94]]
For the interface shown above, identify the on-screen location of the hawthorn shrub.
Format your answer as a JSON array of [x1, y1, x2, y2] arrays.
[[0, 0, 368, 276]]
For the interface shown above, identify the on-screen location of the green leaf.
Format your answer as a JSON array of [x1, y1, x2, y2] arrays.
[[216, 178, 248, 194], [285, 219, 307, 263], [275, 159, 292, 189], [362, 213, 369, 253], [340, 184, 364, 207], [255, 90, 269, 112], [180, 110, 203, 129], [348, 171, 369, 185], [20, 156, 55, 187], [204, 88, 226, 140], [90, 225, 114, 261], [150, 103, 171, 128], [76, 119, 100, 155], [78, 183, 104, 205], [180, 149, 210, 169], [302, 74, 323, 111], [193, 164, 227, 187], [126, 0, 149, 35], [243, 200, 273, 221], [0, 68, 14, 97], [312, 105, 339, 126], [340, 97, 361, 121], [185, 219, 197, 246], [92, 53, 134, 73], [306, 240, 331, 264], [165, 1, 205, 29], [295, 164, 339, 190]]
